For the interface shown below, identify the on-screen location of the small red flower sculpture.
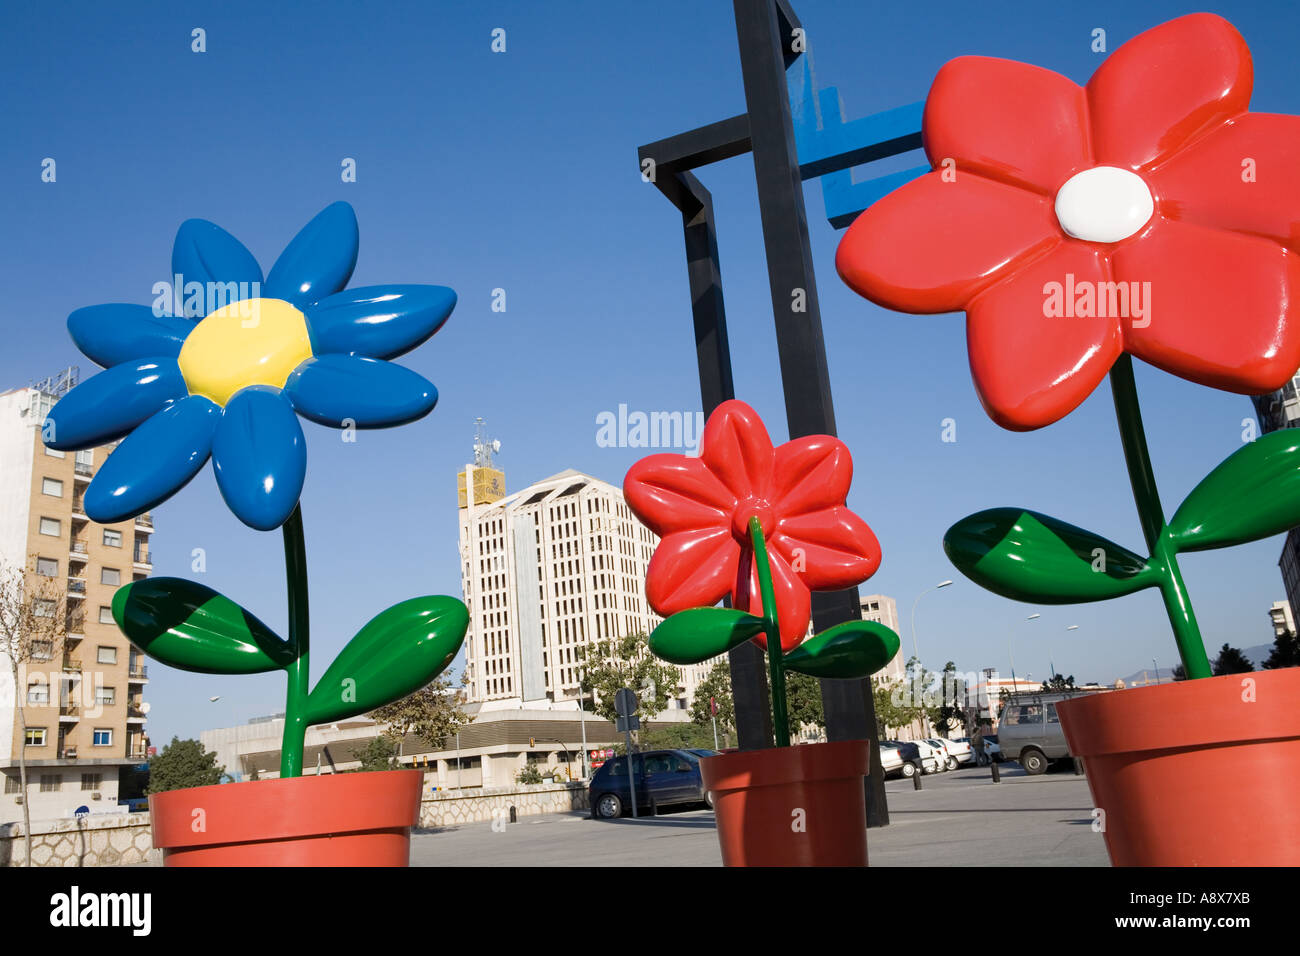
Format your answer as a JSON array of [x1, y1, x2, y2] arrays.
[[623, 400, 881, 652], [836, 13, 1300, 431]]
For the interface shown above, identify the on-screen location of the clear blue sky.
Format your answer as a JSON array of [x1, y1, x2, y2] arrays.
[[3, 1, 1296, 743]]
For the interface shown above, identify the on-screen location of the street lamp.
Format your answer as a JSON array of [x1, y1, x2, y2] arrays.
[[909, 580, 952, 738], [1010, 613, 1039, 696]]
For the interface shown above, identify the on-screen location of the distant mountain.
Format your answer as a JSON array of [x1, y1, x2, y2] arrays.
[[1118, 666, 1176, 685], [1241, 644, 1274, 669], [1118, 643, 1276, 685]]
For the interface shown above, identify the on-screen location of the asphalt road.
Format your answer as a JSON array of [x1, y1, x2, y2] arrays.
[[409, 763, 1111, 867]]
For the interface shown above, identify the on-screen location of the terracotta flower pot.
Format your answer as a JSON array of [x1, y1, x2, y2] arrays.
[[700, 740, 870, 866], [1056, 667, 1300, 866], [150, 769, 425, 866]]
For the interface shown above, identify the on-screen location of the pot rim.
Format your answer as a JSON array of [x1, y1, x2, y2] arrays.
[[1055, 665, 1300, 756], [700, 739, 870, 793], [150, 768, 425, 849]]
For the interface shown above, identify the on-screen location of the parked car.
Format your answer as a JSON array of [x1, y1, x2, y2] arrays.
[[941, 737, 974, 766], [885, 740, 940, 777], [978, 733, 1002, 764], [588, 749, 710, 818], [913, 738, 947, 772], [879, 744, 903, 776], [925, 738, 958, 771], [997, 697, 1073, 774]]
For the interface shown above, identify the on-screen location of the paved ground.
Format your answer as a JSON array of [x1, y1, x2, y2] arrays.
[[410, 763, 1110, 867]]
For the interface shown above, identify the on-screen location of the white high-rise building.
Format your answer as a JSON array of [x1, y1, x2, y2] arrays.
[[457, 447, 708, 716], [859, 594, 906, 683]]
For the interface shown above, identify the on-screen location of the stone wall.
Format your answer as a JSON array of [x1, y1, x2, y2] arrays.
[[0, 813, 158, 867], [418, 781, 588, 828], [0, 782, 590, 865]]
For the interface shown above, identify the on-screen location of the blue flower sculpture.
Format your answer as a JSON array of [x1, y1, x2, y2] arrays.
[[45, 201, 455, 530]]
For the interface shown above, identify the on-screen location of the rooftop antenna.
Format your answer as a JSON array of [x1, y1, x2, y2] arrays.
[[472, 417, 500, 469]]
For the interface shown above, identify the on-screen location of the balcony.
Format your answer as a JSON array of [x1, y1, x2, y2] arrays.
[[74, 461, 92, 479], [126, 746, 147, 760], [128, 664, 148, 681], [69, 540, 88, 562], [135, 513, 153, 530], [59, 746, 78, 760], [126, 703, 146, 721], [71, 496, 88, 519], [61, 657, 81, 673], [58, 702, 79, 722], [67, 577, 86, 598], [133, 547, 151, 570]]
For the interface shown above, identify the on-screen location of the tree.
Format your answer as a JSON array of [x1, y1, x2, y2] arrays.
[[873, 681, 914, 738], [1212, 643, 1254, 676], [353, 736, 399, 772], [367, 674, 475, 755], [0, 557, 67, 866], [1042, 673, 1076, 692], [146, 737, 225, 794], [1263, 629, 1300, 670], [689, 659, 734, 744], [578, 631, 680, 722], [785, 671, 824, 740], [617, 721, 721, 754]]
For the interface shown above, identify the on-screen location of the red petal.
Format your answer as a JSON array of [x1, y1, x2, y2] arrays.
[[836, 171, 1058, 314], [700, 400, 775, 501], [771, 435, 852, 518], [774, 508, 882, 591], [1152, 113, 1300, 253], [924, 56, 1092, 194], [644, 528, 739, 616], [734, 549, 811, 654], [623, 453, 735, 535], [1087, 14, 1252, 170], [1115, 219, 1300, 394], [967, 242, 1122, 430]]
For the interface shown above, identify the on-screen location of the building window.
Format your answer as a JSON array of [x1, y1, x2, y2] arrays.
[[27, 682, 50, 704], [39, 517, 61, 537], [31, 641, 53, 661], [99, 606, 114, 625], [42, 477, 63, 497], [81, 773, 102, 791], [100, 568, 120, 587], [44, 446, 65, 459], [93, 729, 112, 747], [97, 645, 117, 665], [75, 449, 94, 467], [25, 728, 47, 747], [96, 686, 115, 706], [36, 557, 58, 577], [103, 530, 122, 548], [33, 598, 55, 618], [40, 774, 61, 793], [4, 776, 19, 794]]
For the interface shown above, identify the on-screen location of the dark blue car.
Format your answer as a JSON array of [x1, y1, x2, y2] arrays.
[[589, 749, 716, 818]]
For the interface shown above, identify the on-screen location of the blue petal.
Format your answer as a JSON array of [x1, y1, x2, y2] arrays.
[[68, 304, 193, 369], [305, 284, 457, 360], [264, 202, 358, 308], [172, 219, 264, 301], [84, 396, 220, 524], [284, 355, 437, 428], [44, 358, 187, 451], [211, 386, 307, 531]]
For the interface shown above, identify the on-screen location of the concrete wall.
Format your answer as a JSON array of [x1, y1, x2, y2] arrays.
[[0, 811, 158, 867], [418, 781, 588, 828]]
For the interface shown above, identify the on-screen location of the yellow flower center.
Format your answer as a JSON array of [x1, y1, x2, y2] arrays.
[[178, 298, 314, 406]]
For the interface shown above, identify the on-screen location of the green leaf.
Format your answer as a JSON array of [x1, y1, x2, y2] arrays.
[[648, 607, 766, 665], [305, 595, 468, 725], [1169, 430, 1300, 552], [944, 508, 1154, 603], [784, 620, 900, 679], [111, 577, 295, 674]]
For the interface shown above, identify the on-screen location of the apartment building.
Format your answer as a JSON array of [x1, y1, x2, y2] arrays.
[[859, 594, 905, 683], [0, 371, 152, 823], [457, 449, 708, 715]]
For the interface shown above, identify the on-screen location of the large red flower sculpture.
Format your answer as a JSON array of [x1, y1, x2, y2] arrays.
[[623, 400, 881, 652], [836, 13, 1300, 431]]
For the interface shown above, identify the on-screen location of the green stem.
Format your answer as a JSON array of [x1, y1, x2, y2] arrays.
[[279, 504, 311, 777], [749, 517, 790, 748], [1109, 355, 1212, 679]]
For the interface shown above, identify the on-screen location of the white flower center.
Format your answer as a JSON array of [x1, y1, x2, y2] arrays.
[[1054, 167, 1154, 243]]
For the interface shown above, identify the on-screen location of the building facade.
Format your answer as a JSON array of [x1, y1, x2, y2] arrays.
[[0, 373, 152, 823], [1252, 375, 1300, 623], [458, 458, 708, 715], [860, 593, 905, 683]]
